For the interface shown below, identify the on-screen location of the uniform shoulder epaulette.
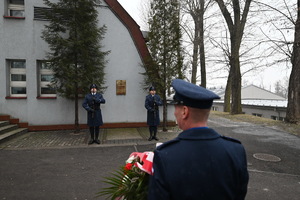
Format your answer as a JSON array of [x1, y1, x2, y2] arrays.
[[156, 138, 180, 150], [221, 135, 241, 144]]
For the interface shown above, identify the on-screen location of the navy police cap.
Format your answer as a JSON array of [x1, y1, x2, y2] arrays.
[[149, 86, 156, 91], [171, 79, 220, 109], [90, 84, 98, 89]]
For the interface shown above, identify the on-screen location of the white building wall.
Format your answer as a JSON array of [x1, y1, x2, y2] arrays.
[[212, 103, 286, 121], [242, 106, 286, 119], [0, 0, 175, 126]]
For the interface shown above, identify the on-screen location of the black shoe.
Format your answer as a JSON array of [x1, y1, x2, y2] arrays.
[[148, 136, 153, 141], [95, 139, 100, 144], [88, 139, 94, 145], [153, 136, 159, 141]]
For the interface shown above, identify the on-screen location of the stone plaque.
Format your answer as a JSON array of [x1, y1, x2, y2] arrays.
[[116, 80, 126, 95]]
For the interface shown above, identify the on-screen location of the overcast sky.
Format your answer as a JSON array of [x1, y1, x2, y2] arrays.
[[117, 0, 144, 26], [117, 0, 291, 92]]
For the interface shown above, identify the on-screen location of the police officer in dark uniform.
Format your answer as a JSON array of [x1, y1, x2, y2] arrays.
[[148, 79, 249, 200], [82, 84, 106, 144], [145, 86, 162, 141]]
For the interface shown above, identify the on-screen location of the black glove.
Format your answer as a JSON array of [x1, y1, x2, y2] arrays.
[[90, 109, 95, 113]]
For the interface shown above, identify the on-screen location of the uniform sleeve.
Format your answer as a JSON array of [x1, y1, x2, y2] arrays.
[[148, 151, 170, 200], [82, 95, 91, 111], [145, 96, 153, 111], [155, 95, 163, 106], [95, 94, 105, 104], [236, 146, 249, 200]]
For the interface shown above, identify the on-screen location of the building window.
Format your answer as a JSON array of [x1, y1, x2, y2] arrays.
[[211, 106, 218, 111], [34, 7, 52, 21], [252, 113, 262, 117], [271, 116, 286, 122], [6, 0, 25, 18], [9, 60, 26, 97], [38, 61, 56, 97]]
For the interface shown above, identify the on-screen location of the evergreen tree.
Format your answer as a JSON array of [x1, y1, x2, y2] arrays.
[[143, 0, 184, 131], [41, 0, 109, 132]]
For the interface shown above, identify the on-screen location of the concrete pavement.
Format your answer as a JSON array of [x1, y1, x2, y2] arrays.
[[0, 127, 180, 150], [0, 115, 299, 200]]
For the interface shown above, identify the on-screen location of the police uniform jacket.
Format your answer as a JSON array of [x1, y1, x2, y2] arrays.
[[145, 94, 162, 126], [148, 127, 249, 200], [82, 93, 105, 127]]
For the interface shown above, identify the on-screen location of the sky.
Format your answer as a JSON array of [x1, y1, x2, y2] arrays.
[[117, 0, 144, 25], [117, 0, 291, 93]]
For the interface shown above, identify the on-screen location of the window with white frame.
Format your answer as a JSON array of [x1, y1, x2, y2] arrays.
[[38, 61, 56, 97], [7, 0, 25, 17], [9, 60, 26, 97]]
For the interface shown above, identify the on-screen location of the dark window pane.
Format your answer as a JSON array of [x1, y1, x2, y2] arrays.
[[41, 75, 53, 82], [11, 74, 26, 81], [41, 87, 56, 94], [40, 62, 51, 69], [9, 0, 24, 5], [11, 61, 25, 68], [10, 10, 24, 17], [11, 87, 26, 94], [34, 7, 52, 21]]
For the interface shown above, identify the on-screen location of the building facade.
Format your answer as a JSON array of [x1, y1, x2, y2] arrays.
[[0, 0, 176, 130]]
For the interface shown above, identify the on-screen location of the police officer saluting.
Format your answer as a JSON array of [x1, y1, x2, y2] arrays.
[[148, 79, 249, 200], [82, 84, 106, 144], [145, 86, 162, 141]]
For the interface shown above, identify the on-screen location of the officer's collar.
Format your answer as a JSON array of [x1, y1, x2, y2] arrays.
[[178, 127, 221, 140]]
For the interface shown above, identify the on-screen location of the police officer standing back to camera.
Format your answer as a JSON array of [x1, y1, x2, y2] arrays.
[[145, 86, 162, 141], [148, 79, 249, 200], [82, 84, 106, 145]]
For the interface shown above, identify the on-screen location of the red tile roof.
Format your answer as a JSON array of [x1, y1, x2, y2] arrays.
[[104, 0, 150, 63]]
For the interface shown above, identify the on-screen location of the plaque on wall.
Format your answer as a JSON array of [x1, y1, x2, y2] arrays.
[[116, 80, 126, 95]]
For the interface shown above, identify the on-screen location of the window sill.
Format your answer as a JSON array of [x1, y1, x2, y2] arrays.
[[6, 96, 27, 99], [3, 16, 25, 19], [37, 96, 57, 99]]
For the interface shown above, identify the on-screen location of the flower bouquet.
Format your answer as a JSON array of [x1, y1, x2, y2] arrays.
[[97, 151, 154, 200]]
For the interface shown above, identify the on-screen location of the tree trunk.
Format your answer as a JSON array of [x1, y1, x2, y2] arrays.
[[199, 0, 206, 88], [224, 68, 232, 112], [286, 0, 300, 124], [74, 70, 80, 133], [191, 21, 199, 84], [74, 94, 80, 133], [163, 97, 168, 132], [230, 49, 242, 114], [215, 0, 251, 115], [162, 66, 168, 131]]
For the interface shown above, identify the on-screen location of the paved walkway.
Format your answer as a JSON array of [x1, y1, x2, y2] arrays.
[[0, 127, 181, 150], [0, 115, 299, 200]]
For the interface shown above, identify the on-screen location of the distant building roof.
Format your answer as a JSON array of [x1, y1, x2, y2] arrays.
[[212, 84, 286, 100], [241, 99, 287, 107], [212, 84, 287, 108], [215, 99, 287, 108], [241, 85, 285, 100]]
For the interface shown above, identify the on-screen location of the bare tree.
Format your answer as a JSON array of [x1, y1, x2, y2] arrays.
[[214, 0, 252, 114], [181, 0, 214, 86], [287, 0, 300, 124], [254, 0, 299, 124]]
